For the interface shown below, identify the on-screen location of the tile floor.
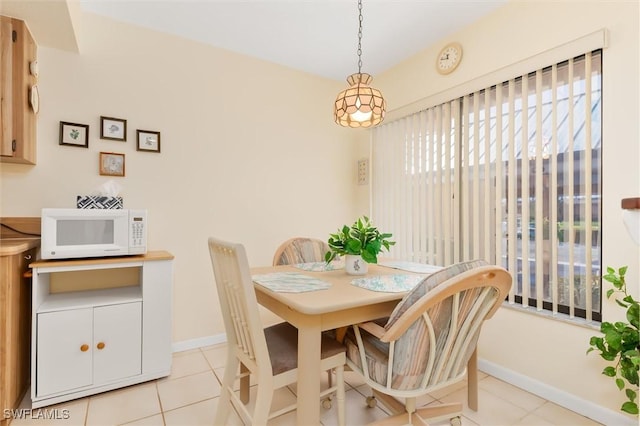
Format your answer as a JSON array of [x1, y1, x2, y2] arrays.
[[11, 344, 603, 426]]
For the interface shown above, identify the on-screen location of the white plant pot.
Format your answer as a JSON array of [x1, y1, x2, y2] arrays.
[[345, 254, 368, 275]]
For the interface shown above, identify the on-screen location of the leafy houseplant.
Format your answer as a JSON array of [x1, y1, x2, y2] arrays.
[[587, 266, 639, 415], [325, 216, 395, 264]]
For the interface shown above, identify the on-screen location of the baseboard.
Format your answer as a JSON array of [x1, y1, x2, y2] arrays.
[[478, 358, 636, 426], [172, 333, 227, 353]]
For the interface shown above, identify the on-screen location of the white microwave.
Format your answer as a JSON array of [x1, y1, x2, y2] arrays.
[[41, 208, 147, 260]]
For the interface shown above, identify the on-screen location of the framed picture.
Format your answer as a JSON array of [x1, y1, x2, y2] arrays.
[[100, 116, 127, 141], [59, 121, 89, 148], [136, 130, 161, 153], [99, 152, 125, 177]]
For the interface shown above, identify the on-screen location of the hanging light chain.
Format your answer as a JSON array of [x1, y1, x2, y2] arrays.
[[357, 0, 363, 74]]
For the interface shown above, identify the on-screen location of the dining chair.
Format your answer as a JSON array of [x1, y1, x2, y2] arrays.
[[272, 237, 329, 266], [208, 237, 346, 425], [343, 260, 512, 425]]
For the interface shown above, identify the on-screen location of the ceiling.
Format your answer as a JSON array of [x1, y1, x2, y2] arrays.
[[76, 0, 508, 81]]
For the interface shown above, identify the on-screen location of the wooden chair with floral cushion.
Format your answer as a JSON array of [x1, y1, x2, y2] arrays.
[[344, 260, 512, 425], [272, 237, 329, 266], [209, 237, 346, 425]]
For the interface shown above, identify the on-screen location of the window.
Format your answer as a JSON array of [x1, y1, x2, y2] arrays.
[[372, 50, 602, 321]]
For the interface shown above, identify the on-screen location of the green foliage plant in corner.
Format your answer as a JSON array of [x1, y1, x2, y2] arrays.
[[325, 216, 395, 264], [587, 266, 640, 415]]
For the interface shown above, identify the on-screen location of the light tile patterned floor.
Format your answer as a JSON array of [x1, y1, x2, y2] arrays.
[[11, 344, 604, 426]]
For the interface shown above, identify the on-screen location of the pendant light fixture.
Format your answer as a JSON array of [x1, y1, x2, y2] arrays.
[[334, 0, 386, 128]]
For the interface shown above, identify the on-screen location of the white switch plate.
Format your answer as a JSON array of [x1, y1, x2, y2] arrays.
[[358, 158, 369, 185]]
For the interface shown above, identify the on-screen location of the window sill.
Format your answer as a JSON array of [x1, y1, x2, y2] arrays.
[[500, 300, 600, 331]]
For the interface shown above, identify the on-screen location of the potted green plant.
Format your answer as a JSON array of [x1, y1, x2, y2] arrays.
[[325, 216, 395, 275], [587, 266, 639, 416]]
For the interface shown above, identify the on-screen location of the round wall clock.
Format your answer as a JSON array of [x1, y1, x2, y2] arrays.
[[436, 42, 463, 75]]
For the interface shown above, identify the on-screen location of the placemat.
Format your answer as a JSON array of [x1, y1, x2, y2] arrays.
[[252, 272, 332, 293], [379, 260, 444, 274], [351, 274, 425, 293]]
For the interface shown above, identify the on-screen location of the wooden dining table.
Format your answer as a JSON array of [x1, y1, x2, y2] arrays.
[[250, 262, 479, 425]]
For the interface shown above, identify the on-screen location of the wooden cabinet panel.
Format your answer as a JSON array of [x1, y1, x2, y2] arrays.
[[1, 18, 13, 155], [0, 16, 37, 165], [0, 247, 36, 426]]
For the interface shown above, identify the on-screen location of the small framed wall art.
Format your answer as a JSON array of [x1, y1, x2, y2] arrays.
[[59, 121, 89, 148], [99, 152, 125, 177], [136, 129, 161, 153], [100, 116, 127, 141]]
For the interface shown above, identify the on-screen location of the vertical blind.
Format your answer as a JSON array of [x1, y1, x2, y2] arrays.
[[372, 50, 602, 321]]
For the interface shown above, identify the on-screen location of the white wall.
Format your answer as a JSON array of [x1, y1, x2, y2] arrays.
[[371, 0, 639, 421], [0, 11, 366, 342]]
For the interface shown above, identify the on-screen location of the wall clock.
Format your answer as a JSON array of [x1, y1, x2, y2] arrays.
[[436, 42, 463, 75]]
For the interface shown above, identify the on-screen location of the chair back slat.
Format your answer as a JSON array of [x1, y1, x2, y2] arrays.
[[417, 313, 437, 390], [433, 288, 484, 383], [386, 341, 395, 388], [226, 283, 250, 356], [446, 287, 497, 377], [220, 249, 254, 358], [426, 293, 460, 386], [387, 295, 455, 389]]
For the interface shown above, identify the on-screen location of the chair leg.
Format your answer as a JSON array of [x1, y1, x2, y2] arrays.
[[368, 412, 428, 426], [370, 389, 407, 415], [214, 356, 239, 425], [240, 362, 250, 404], [468, 348, 478, 411], [415, 402, 463, 424], [323, 369, 335, 409], [335, 326, 348, 343], [252, 382, 274, 426], [336, 365, 345, 426]]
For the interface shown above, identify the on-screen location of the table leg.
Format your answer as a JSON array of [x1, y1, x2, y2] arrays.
[[296, 316, 322, 425], [468, 348, 478, 411], [240, 363, 250, 404]]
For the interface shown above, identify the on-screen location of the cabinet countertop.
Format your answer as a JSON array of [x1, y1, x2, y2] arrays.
[[0, 238, 40, 257], [29, 250, 174, 269]]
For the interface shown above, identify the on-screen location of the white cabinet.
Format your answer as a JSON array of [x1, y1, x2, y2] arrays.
[[36, 303, 142, 397], [30, 251, 173, 408]]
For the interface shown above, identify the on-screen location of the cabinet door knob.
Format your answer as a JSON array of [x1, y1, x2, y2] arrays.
[[96, 342, 106, 350], [80, 344, 89, 352], [24, 254, 32, 260]]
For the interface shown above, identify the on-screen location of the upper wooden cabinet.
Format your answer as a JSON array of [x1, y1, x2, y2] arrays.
[[0, 16, 37, 165]]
